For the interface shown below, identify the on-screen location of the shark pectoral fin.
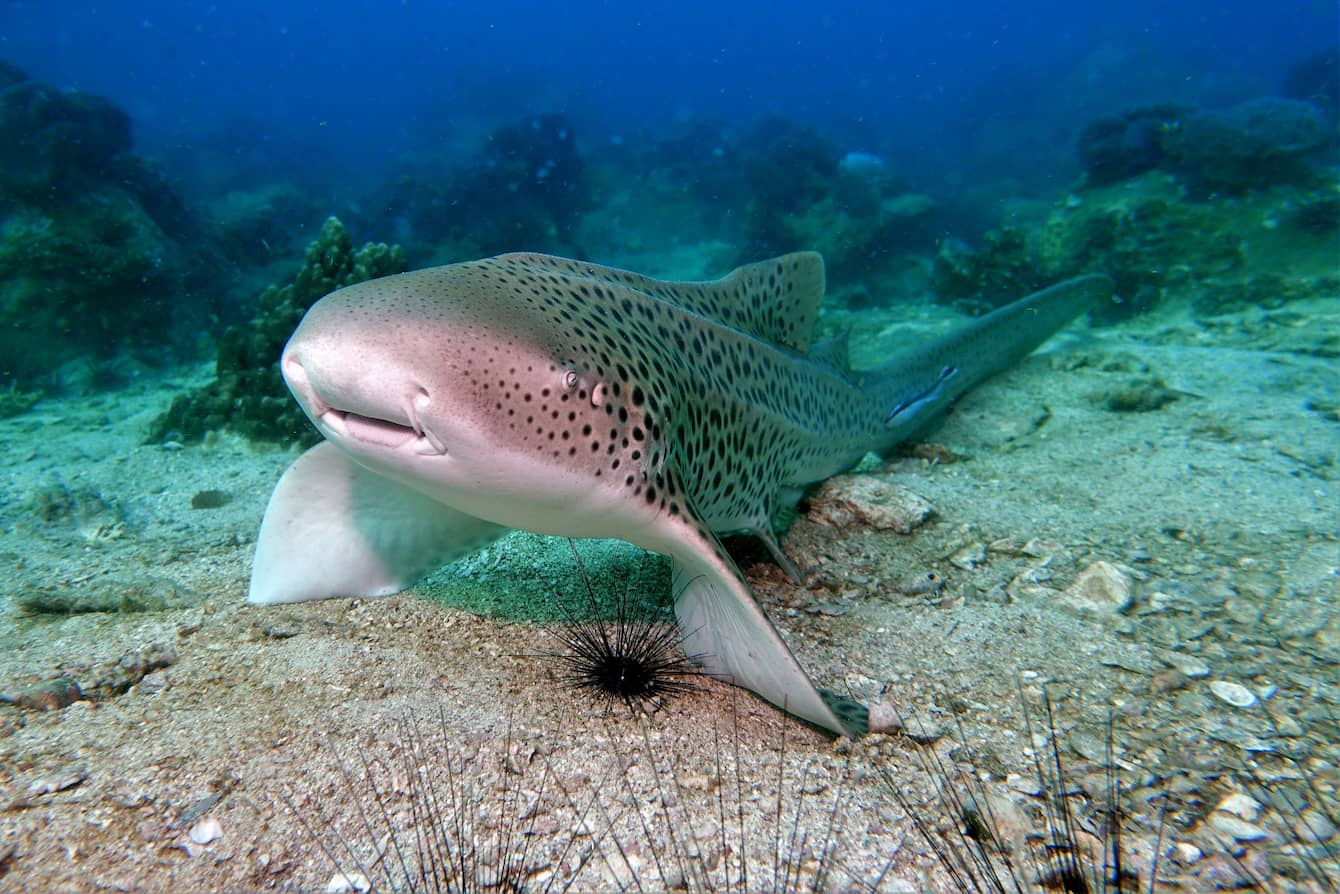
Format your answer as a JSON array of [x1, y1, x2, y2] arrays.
[[749, 525, 804, 584], [670, 551, 867, 738], [248, 442, 506, 605]]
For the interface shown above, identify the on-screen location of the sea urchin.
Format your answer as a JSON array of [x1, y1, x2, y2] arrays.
[[548, 540, 698, 715]]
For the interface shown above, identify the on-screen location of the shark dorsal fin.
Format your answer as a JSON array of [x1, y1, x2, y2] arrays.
[[493, 251, 827, 353]]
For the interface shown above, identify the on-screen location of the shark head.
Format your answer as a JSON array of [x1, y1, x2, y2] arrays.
[[281, 255, 666, 537]]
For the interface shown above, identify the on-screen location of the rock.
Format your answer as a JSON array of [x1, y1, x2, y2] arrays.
[[190, 489, 231, 509], [1216, 792, 1261, 821], [1209, 680, 1258, 708], [949, 542, 986, 570], [1151, 669, 1190, 693], [1292, 807, 1337, 844], [1206, 812, 1267, 841], [326, 872, 372, 894], [901, 715, 943, 745], [1163, 652, 1210, 678], [0, 677, 82, 711], [188, 817, 221, 845], [1062, 560, 1135, 615], [8, 767, 88, 808], [805, 476, 934, 533], [867, 701, 901, 734], [1099, 377, 1181, 413]]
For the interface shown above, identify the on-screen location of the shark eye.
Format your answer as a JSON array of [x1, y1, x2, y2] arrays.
[[562, 369, 580, 391]]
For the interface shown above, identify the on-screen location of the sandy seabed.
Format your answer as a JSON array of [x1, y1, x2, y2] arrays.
[[0, 294, 1335, 892]]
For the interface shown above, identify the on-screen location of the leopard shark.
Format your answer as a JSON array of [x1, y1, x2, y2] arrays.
[[248, 250, 1112, 737]]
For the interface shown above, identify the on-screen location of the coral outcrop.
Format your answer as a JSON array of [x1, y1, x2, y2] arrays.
[[0, 61, 225, 386], [932, 172, 1339, 319], [378, 113, 589, 257], [1077, 98, 1333, 197]]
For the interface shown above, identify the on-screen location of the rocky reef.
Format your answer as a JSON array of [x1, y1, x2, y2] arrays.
[[0, 61, 226, 387], [374, 113, 589, 258], [146, 217, 406, 446], [932, 170, 1339, 320], [934, 76, 1338, 320], [1077, 97, 1333, 198]]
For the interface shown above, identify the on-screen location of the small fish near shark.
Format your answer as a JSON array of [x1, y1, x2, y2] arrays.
[[248, 250, 1112, 737]]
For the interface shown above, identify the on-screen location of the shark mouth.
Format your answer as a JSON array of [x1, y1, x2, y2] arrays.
[[316, 407, 447, 458], [284, 355, 447, 456], [320, 405, 447, 456]]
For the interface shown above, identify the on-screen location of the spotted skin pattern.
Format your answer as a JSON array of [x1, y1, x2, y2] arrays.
[[252, 250, 1113, 737]]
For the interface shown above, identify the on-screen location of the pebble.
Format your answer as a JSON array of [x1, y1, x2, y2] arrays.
[[1216, 792, 1261, 821], [1272, 714, 1305, 737], [1151, 669, 1189, 693], [901, 715, 943, 745], [1007, 773, 1043, 797], [188, 817, 222, 845], [867, 701, 901, 734], [1062, 560, 1134, 615], [1171, 841, 1203, 865], [1292, 807, 1337, 844], [325, 871, 371, 893], [949, 542, 986, 570], [1207, 812, 1268, 841], [1209, 680, 1258, 708], [1164, 652, 1210, 678]]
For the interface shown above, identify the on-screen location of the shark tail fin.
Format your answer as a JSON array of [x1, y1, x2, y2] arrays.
[[875, 273, 1114, 441]]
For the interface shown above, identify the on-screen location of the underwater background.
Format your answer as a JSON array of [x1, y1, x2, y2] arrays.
[[0, 1, 1336, 891]]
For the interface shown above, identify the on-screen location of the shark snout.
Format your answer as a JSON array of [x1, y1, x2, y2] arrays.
[[282, 343, 447, 456]]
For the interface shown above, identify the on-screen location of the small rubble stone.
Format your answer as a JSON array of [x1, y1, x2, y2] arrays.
[[1209, 680, 1258, 708], [1062, 560, 1135, 615], [188, 817, 222, 845], [806, 476, 934, 533], [1164, 652, 1210, 678], [901, 715, 944, 744], [1151, 669, 1190, 693], [0, 677, 82, 711], [1207, 812, 1268, 841], [867, 702, 901, 734], [7, 767, 88, 809], [1216, 792, 1261, 821], [949, 542, 987, 570], [1292, 807, 1337, 844], [0, 643, 177, 711]]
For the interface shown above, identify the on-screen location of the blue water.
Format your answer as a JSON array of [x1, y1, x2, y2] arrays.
[[3, 1, 1332, 187]]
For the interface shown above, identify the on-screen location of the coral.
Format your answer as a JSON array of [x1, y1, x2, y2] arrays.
[[0, 62, 131, 203], [736, 116, 841, 258], [0, 60, 229, 387], [208, 183, 321, 266], [0, 190, 188, 383], [930, 226, 1041, 312], [1077, 98, 1332, 198], [0, 381, 40, 418], [1283, 46, 1339, 122], [383, 113, 590, 256], [781, 189, 937, 283], [938, 169, 1338, 320], [1076, 104, 1187, 186], [1163, 99, 1331, 197], [1033, 181, 1243, 318], [146, 217, 406, 445]]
